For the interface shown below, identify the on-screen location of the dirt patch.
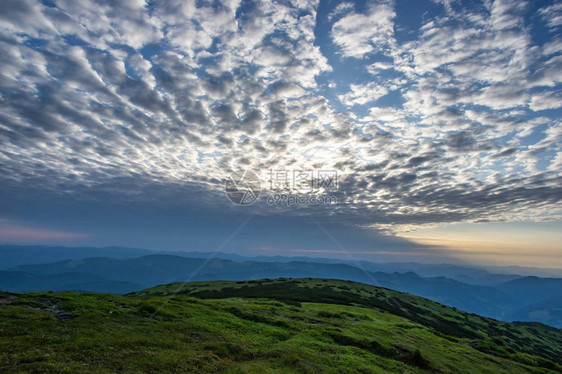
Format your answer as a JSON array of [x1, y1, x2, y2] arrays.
[[0, 295, 15, 305]]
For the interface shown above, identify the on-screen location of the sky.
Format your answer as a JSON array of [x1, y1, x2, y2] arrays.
[[0, 0, 561, 268]]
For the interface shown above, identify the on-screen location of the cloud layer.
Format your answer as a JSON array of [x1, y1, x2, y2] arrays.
[[0, 0, 561, 234]]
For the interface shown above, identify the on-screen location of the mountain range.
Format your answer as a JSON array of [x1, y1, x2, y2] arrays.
[[1, 245, 561, 328]]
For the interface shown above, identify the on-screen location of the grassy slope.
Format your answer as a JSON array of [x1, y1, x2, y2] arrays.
[[0, 278, 560, 373]]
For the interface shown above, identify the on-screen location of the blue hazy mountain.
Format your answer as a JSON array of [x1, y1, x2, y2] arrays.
[[3, 245, 559, 280], [3, 253, 560, 327], [0, 245, 153, 269], [0, 270, 142, 294], [2, 245, 561, 327]]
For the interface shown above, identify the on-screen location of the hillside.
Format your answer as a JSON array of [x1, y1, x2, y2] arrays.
[[2, 255, 517, 317], [2, 278, 561, 373]]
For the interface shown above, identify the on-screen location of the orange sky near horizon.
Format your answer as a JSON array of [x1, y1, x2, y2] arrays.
[[399, 221, 562, 269]]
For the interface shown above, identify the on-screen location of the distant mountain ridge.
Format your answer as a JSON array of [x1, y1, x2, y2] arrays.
[[2, 252, 562, 327], [2, 245, 561, 278], [0, 245, 154, 269]]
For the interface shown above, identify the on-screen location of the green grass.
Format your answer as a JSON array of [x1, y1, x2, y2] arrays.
[[1, 278, 561, 373]]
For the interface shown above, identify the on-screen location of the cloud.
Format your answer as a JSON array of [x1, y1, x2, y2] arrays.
[[328, 2, 354, 20], [0, 0, 560, 238], [0, 219, 87, 242], [268, 81, 306, 99], [538, 2, 562, 30], [339, 82, 388, 106], [530, 90, 562, 111], [331, 1, 395, 58]]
